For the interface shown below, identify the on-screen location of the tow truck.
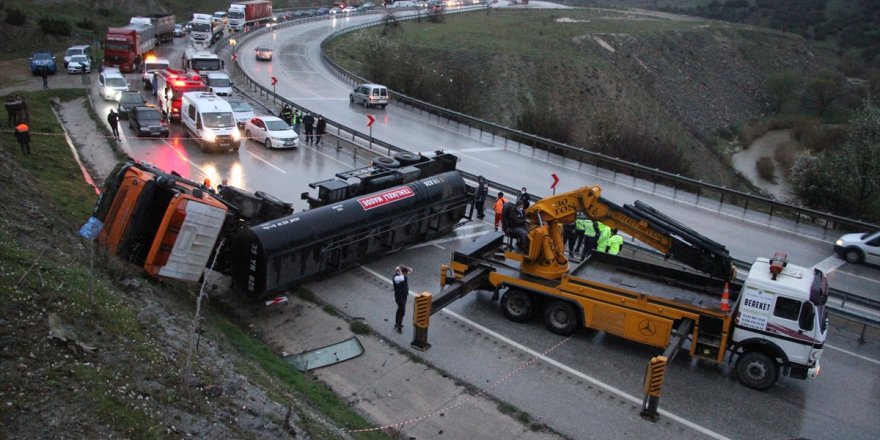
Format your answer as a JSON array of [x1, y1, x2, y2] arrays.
[[432, 185, 828, 397], [154, 68, 207, 122]]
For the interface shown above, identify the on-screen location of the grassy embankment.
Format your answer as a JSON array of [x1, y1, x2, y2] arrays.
[[0, 88, 386, 439]]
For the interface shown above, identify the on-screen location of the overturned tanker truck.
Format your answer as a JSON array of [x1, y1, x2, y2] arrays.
[[89, 151, 470, 299]]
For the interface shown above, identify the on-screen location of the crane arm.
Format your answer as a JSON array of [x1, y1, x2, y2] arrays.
[[523, 185, 734, 282]]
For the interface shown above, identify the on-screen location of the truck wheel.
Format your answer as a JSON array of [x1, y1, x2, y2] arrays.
[[543, 301, 579, 336], [501, 289, 534, 323], [372, 157, 400, 168], [736, 351, 778, 390], [844, 248, 863, 264], [393, 152, 421, 165]]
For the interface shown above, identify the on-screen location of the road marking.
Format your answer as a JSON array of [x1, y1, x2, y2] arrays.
[[824, 344, 880, 366], [440, 147, 500, 168], [245, 150, 287, 173], [457, 146, 506, 153], [360, 266, 731, 440], [813, 255, 845, 274]]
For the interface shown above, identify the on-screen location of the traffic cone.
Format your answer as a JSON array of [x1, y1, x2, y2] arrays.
[[720, 282, 731, 312]]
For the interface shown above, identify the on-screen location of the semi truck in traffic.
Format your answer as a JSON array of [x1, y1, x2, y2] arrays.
[[228, 1, 274, 31], [103, 22, 155, 72], [89, 152, 469, 298], [183, 48, 225, 73], [437, 186, 828, 390], [190, 12, 226, 46], [130, 14, 176, 44]]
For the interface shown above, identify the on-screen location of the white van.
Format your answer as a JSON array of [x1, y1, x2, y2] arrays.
[[834, 230, 880, 265], [204, 72, 233, 96], [99, 68, 130, 101], [349, 83, 389, 109], [180, 92, 241, 153], [63, 45, 93, 67]]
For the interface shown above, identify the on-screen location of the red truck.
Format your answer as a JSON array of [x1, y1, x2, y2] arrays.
[[130, 14, 176, 44], [103, 23, 155, 73], [227, 1, 273, 31]]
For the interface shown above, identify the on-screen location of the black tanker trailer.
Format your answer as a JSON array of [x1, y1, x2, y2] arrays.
[[230, 170, 470, 299]]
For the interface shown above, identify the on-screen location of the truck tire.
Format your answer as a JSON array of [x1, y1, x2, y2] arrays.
[[543, 300, 579, 336], [844, 248, 863, 264], [736, 351, 779, 390], [393, 152, 421, 166], [501, 289, 534, 323], [372, 157, 400, 168]]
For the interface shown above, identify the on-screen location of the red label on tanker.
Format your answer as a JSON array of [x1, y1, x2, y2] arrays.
[[357, 186, 415, 211]]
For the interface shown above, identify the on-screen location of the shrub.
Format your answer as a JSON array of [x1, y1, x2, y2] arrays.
[[38, 17, 72, 36], [774, 140, 799, 174], [76, 17, 95, 31], [756, 156, 776, 183], [96, 8, 112, 17], [4, 8, 26, 26], [350, 320, 371, 335]]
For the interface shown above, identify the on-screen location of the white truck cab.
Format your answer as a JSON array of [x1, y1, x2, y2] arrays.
[[180, 92, 241, 153], [204, 71, 233, 96], [732, 255, 828, 389]]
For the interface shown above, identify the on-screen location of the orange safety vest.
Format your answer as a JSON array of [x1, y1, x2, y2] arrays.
[[494, 197, 508, 214]]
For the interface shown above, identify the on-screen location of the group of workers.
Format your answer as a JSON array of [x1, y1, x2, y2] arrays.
[[479, 180, 624, 258]]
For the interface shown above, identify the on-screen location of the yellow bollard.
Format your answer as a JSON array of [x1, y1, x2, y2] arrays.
[[411, 292, 432, 351]]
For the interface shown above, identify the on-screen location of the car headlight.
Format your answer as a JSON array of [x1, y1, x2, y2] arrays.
[[204, 129, 216, 142], [231, 130, 240, 141], [835, 239, 843, 246]]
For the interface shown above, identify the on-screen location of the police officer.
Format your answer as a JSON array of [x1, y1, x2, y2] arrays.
[[473, 176, 489, 220], [581, 217, 598, 259]]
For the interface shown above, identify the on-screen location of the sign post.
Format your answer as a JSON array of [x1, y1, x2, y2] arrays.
[[550, 173, 559, 195], [271, 76, 278, 108], [367, 114, 375, 148]]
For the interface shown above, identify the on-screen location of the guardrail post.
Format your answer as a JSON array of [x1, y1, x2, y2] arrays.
[[719, 193, 724, 211], [743, 199, 749, 216]]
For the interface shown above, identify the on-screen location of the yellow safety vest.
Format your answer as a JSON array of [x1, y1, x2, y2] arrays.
[[596, 223, 612, 251], [607, 234, 624, 255]]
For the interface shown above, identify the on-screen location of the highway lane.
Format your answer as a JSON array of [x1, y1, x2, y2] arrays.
[[304, 224, 880, 440], [235, 12, 880, 300]]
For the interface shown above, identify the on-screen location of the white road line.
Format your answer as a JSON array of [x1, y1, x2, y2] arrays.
[[245, 150, 287, 173], [824, 344, 880, 366], [813, 255, 846, 274], [456, 146, 506, 153], [360, 266, 731, 440]]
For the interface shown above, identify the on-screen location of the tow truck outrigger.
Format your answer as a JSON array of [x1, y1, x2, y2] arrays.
[[423, 185, 827, 418]]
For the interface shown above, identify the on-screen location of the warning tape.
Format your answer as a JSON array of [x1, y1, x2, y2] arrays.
[[343, 331, 577, 433], [0, 129, 305, 143]]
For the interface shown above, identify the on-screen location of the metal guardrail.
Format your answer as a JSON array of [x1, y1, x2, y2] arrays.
[[213, 9, 880, 331], [318, 9, 880, 240]]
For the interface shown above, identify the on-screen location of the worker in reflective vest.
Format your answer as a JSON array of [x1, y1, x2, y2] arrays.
[[607, 231, 624, 255], [595, 222, 612, 253], [580, 217, 598, 258], [493, 192, 508, 232]]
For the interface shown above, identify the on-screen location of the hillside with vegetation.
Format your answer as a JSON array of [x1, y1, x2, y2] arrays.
[[325, 7, 880, 221]]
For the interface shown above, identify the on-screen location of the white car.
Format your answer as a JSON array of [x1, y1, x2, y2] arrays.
[[98, 68, 129, 101], [66, 55, 91, 74], [244, 116, 299, 149], [226, 98, 255, 129], [834, 230, 880, 265], [342, 6, 357, 13]]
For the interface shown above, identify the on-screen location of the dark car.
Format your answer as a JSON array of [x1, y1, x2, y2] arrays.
[[316, 7, 330, 15], [117, 92, 146, 120], [129, 106, 169, 138], [30, 51, 57, 75]]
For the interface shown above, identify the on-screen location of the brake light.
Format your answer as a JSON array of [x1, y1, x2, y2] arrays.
[[174, 80, 186, 87]]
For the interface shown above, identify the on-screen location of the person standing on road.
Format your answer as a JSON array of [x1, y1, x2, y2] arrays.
[[315, 115, 326, 145], [107, 110, 120, 140], [17, 96, 29, 124], [40, 70, 49, 90], [493, 192, 508, 232], [473, 176, 489, 220], [293, 110, 302, 135], [517, 187, 530, 209], [14, 122, 31, 156], [393, 265, 413, 334], [4, 96, 19, 127], [302, 112, 315, 144], [280, 104, 293, 127]]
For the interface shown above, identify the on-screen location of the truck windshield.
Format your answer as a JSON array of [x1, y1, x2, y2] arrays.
[[104, 42, 130, 52], [192, 23, 211, 32], [191, 59, 222, 71], [202, 112, 235, 128], [228, 12, 244, 19]]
